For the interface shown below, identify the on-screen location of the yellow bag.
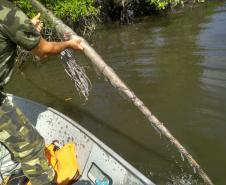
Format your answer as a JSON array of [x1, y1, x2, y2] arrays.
[[27, 142, 80, 185]]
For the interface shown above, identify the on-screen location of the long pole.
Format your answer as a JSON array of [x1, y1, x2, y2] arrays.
[[30, 1, 213, 184]]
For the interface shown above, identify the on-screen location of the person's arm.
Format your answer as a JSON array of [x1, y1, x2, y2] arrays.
[[3, 3, 82, 58], [30, 13, 83, 58], [31, 37, 83, 58]]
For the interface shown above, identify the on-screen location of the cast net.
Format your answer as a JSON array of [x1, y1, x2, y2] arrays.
[[17, 25, 92, 101], [60, 49, 91, 101], [0, 143, 21, 184], [43, 26, 92, 101]]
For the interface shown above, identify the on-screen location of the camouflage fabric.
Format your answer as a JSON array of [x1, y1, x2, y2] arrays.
[[0, 96, 55, 185], [0, 1, 53, 184], [0, 1, 54, 184], [0, 0, 41, 87]]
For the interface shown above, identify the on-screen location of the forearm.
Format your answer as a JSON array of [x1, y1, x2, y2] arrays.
[[46, 41, 71, 55], [32, 38, 71, 58], [31, 14, 82, 59]]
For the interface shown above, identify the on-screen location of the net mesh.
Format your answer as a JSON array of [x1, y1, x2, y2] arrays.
[[16, 24, 92, 101], [60, 49, 91, 101], [0, 143, 20, 184], [42, 25, 92, 101]]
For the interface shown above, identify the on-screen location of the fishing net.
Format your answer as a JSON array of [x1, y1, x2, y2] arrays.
[[16, 23, 92, 101], [60, 49, 91, 101], [50, 25, 92, 101], [0, 143, 21, 184]]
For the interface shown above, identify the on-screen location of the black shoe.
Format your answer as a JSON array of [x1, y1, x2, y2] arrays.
[[7, 170, 28, 185]]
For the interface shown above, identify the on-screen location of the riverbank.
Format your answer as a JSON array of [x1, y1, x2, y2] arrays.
[[14, 0, 206, 37]]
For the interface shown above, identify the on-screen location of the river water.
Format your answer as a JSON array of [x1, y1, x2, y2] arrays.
[[5, 1, 226, 184]]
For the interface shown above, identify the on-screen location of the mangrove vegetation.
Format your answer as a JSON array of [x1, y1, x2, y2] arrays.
[[13, 0, 205, 36]]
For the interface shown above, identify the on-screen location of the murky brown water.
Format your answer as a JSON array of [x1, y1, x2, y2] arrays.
[[6, 1, 226, 184]]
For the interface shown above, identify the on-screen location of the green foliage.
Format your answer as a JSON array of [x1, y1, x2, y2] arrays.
[[13, 0, 205, 23], [13, 0, 36, 18], [13, 0, 99, 22], [42, 0, 100, 22], [149, 0, 184, 9]]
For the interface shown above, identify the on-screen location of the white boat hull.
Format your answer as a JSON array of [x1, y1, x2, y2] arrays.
[[0, 95, 154, 185]]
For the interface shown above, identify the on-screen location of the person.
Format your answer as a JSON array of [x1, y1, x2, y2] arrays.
[[0, 0, 83, 184]]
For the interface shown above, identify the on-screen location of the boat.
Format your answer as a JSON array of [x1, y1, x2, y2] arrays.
[[0, 95, 155, 185]]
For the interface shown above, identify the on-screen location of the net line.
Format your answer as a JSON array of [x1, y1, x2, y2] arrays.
[[17, 25, 92, 101], [0, 143, 20, 184], [44, 26, 92, 101], [60, 49, 91, 101]]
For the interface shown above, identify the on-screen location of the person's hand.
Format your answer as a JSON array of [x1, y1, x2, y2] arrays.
[[31, 13, 43, 32], [68, 38, 84, 51]]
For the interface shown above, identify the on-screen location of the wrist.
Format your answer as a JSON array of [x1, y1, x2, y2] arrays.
[[67, 39, 83, 51], [66, 40, 73, 48]]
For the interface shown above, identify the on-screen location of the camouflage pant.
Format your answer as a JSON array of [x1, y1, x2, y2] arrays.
[[0, 97, 54, 185]]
